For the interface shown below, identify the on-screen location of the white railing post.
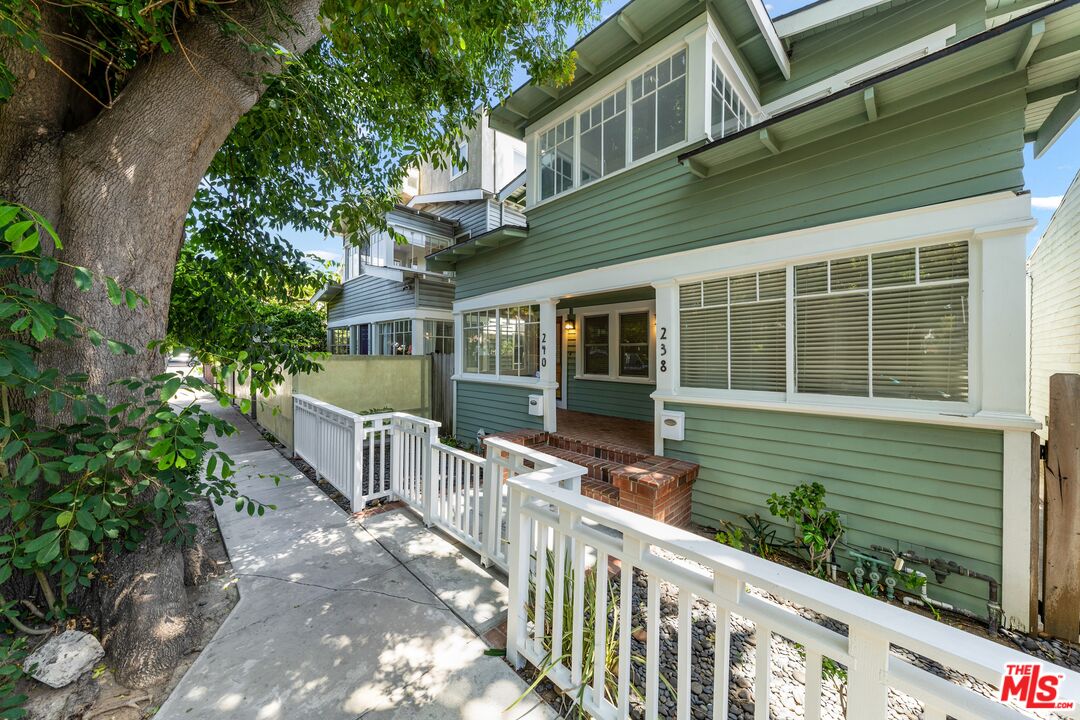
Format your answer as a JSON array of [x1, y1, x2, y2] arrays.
[[505, 481, 530, 669], [482, 443, 500, 567], [351, 418, 365, 511], [390, 417, 403, 500], [421, 422, 437, 526], [846, 627, 889, 720]]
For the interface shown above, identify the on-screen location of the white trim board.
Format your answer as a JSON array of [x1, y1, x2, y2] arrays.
[[773, 0, 897, 38], [328, 308, 454, 329], [453, 192, 1032, 312], [762, 26, 957, 115]]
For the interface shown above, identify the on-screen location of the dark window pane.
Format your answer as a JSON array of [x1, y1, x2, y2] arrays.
[[619, 312, 649, 377], [583, 316, 609, 375]]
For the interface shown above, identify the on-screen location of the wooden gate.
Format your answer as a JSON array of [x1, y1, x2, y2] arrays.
[[430, 352, 454, 431], [1032, 373, 1080, 641]]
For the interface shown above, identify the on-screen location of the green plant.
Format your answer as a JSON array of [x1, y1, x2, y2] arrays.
[[767, 482, 843, 577], [0, 204, 274, 714], [512, 550, 671, 717], [743, 513, 779, 558], [848, 577, 878, 597], [715, 523, 745, 551]]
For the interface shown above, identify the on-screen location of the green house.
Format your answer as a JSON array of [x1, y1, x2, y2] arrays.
[[427, 0, 1080, 627]]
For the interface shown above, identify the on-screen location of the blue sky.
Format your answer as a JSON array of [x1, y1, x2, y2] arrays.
[[291, 0, 1078, 263]]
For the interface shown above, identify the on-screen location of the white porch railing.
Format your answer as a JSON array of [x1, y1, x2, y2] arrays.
[[294, 395, 1080, 720], [505, 476, 1080, 720], [291, 395, 584, 570]]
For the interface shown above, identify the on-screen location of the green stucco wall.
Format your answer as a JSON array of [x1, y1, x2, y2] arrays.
[[665, 403, 1004, 615], [254, 355, 432, 451], [455, 381, 543, 448], [453, 73, 1026, 299]]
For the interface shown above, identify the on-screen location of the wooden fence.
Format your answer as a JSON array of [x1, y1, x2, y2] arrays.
[[1031, 372, 1080, 641], [430, 352, 454, 431]]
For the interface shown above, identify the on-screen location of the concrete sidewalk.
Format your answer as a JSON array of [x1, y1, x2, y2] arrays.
[[156, 396, 551, 720]]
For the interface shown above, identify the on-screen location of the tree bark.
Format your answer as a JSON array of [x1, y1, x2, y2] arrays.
[[1, 0, 323, 687]]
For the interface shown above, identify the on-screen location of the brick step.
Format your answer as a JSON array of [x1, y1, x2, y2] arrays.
[[541, 445, 623, 484]]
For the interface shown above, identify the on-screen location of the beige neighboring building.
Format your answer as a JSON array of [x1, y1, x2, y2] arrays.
[[1028, 170, 1080, 435]]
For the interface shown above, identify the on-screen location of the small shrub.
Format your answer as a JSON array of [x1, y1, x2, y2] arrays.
[[715, 523, 745, 551], [767, 482, 843, 577]]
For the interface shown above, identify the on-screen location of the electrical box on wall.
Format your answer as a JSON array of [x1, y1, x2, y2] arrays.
[[528, 394, 544, 416], [659, 410, 685, 441]]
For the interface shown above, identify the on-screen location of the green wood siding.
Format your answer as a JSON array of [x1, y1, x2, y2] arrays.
[[760, 0, 987, 102], [328, 275, 414, 323], [455, 381, 542, 447], [665, 403, 1004, 615], [453, 73, 1026, 299], [565, 344, 655, 421]]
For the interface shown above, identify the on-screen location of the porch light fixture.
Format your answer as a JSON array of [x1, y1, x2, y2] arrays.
[[564, 311, 575, 331]]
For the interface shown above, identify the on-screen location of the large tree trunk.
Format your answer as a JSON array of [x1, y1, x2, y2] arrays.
[[0, 0, 322, 687]]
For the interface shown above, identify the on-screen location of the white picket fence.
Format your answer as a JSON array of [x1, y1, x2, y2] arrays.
[[293, 395, 1080, 720], [292, 394, 582, 569]]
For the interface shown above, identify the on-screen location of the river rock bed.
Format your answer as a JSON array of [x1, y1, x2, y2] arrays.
[[604, 548, 1078, 720]]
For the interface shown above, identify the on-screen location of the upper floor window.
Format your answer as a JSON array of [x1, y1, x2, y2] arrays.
[[539, 119, 575, 201], [631, 49, 686, 161], [452, 141, 468, 178], [359, 228, 451, 275], [711, 60, 750, 139], [580, 90, 627, 184]]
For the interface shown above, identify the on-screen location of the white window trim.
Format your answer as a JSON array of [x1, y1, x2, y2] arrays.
[[451, 141, 468, 179], [456, 303, 543, 383], [675, 240, 975, 412], [573, 301, 657, 384], [452, 191, 1035, 431], [527, 17, 717, 210]]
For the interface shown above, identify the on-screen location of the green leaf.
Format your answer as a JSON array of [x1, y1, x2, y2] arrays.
[[73, 267, 93, 291], [4, 220, 33, 245], [11, 229, 39, 254], [56, 511, 73, 528], [153, 489, 169, 509], [160, 376, 182, 402], [105, 276, 123, 305], [69, 530, 89, 552]]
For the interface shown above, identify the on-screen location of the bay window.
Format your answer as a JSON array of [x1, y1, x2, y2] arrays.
[[580, 90, 627, 184], [711, 60, 751, 139], [463, 305, 540, 379], [539, 119, 575, 201], [631, 49, 687, 161], [676, 241, 970, 405], [376, 319, 412, 355], [424, 320, 454, 354], [329, 327, 350, 355]]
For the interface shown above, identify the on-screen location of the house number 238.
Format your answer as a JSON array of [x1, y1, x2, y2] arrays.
[[658, 326, 668, 373]]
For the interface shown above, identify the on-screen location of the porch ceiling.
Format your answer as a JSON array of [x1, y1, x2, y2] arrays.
[[680, 1, 1080, 173]]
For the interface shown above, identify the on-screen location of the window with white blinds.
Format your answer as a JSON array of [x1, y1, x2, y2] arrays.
[[794, 241, 969, 402], [679, 269, 786, 392]]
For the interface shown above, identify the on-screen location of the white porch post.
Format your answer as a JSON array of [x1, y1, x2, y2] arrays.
[[977, 226, 1034, 630], [539, 299, 558, 432], [652, 281, 678, 455]]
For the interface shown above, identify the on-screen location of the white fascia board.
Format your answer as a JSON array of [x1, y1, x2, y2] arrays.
[[743, 0, 790, 79], [762, 26, 956, 116], [453, 191, 1032, 312], [773, 0, 896, 38], [407, 189, 487, 207], [327, 307, 453, 328]]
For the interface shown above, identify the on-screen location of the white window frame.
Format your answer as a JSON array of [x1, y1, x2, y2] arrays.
[[375, 319, 413, 356], [674, 240, 976, 414], [458, 303, 543, 384], [451, 141, 468, 179], [574, 301, 656, 384]]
